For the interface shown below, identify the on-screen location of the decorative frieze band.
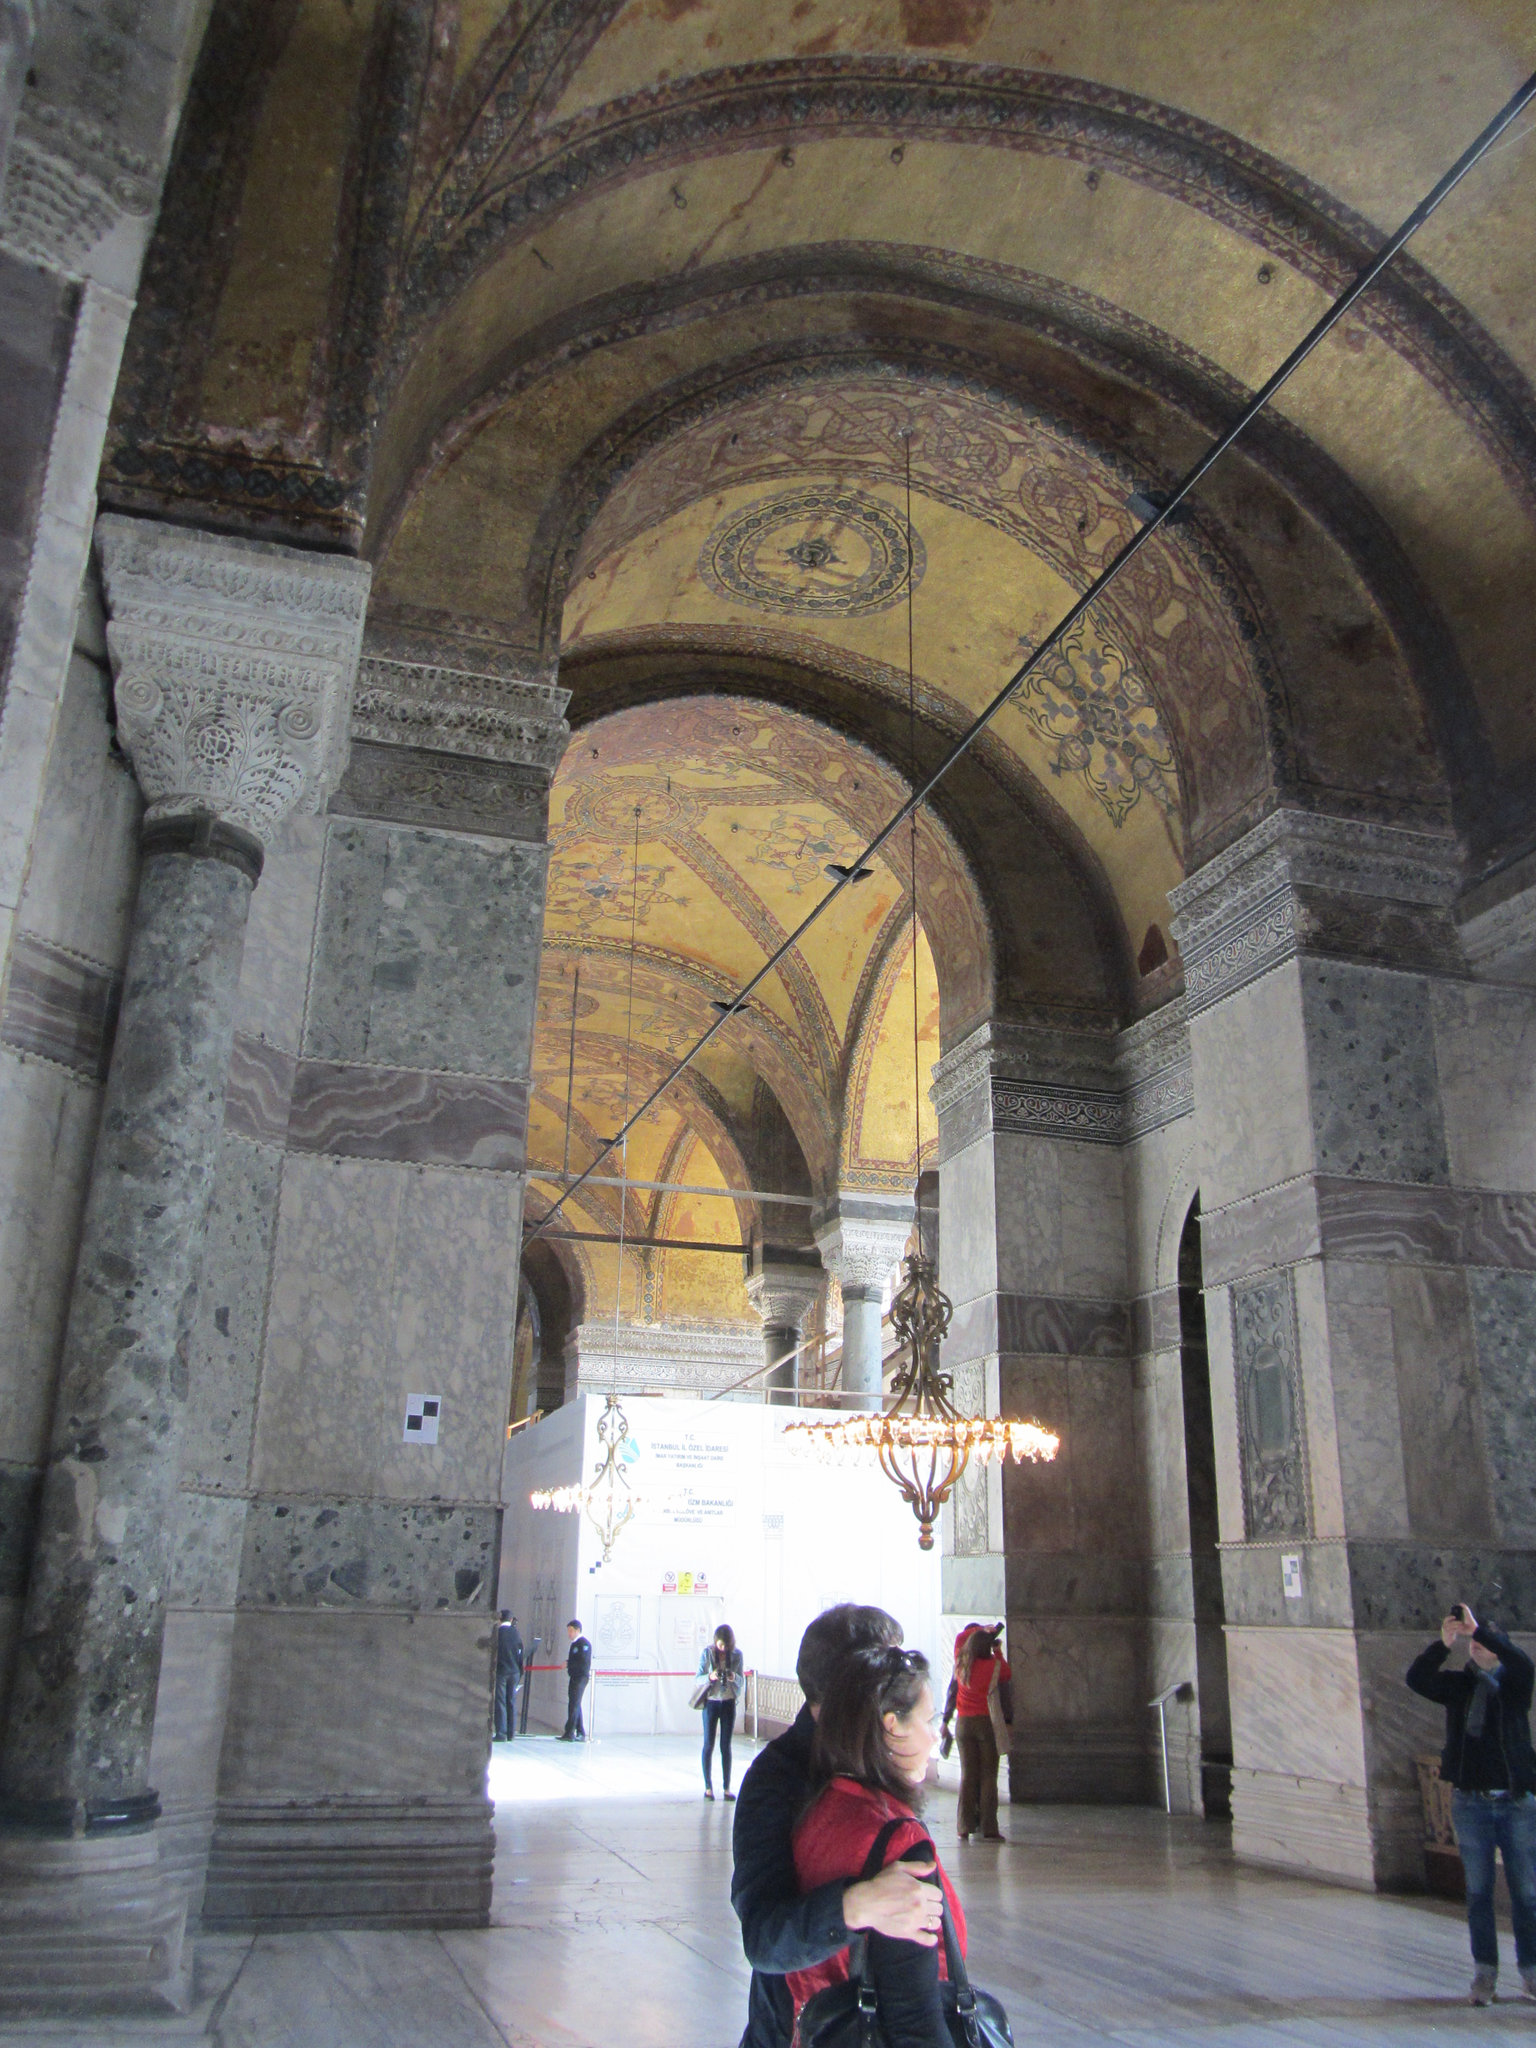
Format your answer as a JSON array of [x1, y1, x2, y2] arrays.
[[352, 655, 570, 772], [1169, 810, 1463, 1017], [931, 1005, 1193, 1149], [332, 741, 555, 842]]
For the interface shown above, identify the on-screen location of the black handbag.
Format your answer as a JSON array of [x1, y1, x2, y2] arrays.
[[798, 1818, 1013, 2048]]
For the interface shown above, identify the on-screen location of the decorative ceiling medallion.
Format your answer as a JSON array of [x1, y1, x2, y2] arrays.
[[699, 488, 924, 618]]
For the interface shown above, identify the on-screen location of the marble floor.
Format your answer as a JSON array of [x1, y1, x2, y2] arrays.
[[2, 1735, 1529, 2046]]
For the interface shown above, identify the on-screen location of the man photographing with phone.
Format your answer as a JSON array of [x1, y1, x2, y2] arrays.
[[1407, 1602, 1536, 2005]]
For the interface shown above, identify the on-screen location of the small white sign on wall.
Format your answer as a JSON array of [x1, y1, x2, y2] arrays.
[[1281, 1552, 1304, 1600], [404, 1394, 442, 1445]]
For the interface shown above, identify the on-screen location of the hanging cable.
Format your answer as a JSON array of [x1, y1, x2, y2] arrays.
[[526, 65, 1536, 1251]]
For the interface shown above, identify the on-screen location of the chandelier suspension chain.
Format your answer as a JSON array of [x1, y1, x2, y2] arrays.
[[526, 67, 1536, 1253]]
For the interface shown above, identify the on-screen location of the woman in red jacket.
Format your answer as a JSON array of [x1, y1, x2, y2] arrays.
[[788, 1644, 963, 2047]]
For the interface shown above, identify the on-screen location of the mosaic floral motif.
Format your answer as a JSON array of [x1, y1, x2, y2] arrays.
[[1015, 618, 1179, 827], [543, 844, 690, 938], [699, 487, 924, 618], [742, 810, 877, 897]]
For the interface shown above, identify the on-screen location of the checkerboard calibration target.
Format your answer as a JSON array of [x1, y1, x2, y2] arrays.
[[404, 1395, 442, 1445]]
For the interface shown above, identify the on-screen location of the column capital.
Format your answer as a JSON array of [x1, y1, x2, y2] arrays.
[[95, 514, 371, 847], [1168, 808, 1462, 1017], [744, 1247, 824, 1333], [814, 1197, 913, 1301]]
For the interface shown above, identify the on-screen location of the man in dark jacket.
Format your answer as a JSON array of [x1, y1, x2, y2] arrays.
[[561, 1620, 592, 1741], [1407, 1602, 1536, 2004], [731, 1603, 945, 2048], [493, 1610, 524, 1741]]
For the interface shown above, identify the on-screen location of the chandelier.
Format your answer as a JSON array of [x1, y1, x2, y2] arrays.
[[532, 1393, 640, 1564], [784, 437, 1059, 1546], [787, 1252, 1058, 1548]]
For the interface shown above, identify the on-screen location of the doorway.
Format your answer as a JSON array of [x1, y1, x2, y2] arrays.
[[1179, 1197, 1232, 1819]]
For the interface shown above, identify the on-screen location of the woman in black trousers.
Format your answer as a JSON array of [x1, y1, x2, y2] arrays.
[[697, 1623, 744, 1800]]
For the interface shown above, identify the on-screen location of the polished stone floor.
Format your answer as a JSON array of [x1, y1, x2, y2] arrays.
[[2, 1735, 1529, 2045]]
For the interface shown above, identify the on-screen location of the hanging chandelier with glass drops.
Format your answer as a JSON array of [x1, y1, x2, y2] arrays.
[[784, 433, 1060, 1546], [532, 1392, 642, 1564]]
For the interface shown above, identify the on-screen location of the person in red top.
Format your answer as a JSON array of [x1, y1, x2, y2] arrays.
[[789, 1644, 964, 2048], [940, 1623, 1012, 1842]]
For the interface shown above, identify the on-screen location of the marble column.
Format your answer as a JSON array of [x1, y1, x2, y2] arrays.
[[932, 1019, 1145, 1802], [0, 517, 367, 2007], [745, 1246, 825, 1404], [196, 633, 568, 1929], [1169, 809, 1536, 1888], [814, 1197, 912, 1404]]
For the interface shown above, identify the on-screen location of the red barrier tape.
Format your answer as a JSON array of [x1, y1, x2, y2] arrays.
[[525, 1666, 732, 1678]]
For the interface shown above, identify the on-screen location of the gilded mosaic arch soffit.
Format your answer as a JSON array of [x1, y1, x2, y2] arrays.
[[396, 59, 1536, 491]]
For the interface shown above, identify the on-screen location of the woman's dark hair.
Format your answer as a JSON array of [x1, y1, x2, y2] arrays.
[[810, 1644, 932, 1806], [957, 1624, 1002, 1684], [713, 1623, 736, 1662]]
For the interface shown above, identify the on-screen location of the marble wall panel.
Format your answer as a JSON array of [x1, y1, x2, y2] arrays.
[[1003, 1615, 1148, 1800], [0, 929, 119, 1079], [253, 1155, 521, 1503], [1204, 1284, 1247, 1547], [1298, 960, 1448, 1185], [286, 1061, 528, 1170], [1201, 1180, 1322, 1288], [1355, 1626, 1465, 1888], [180, 1132, 284, 1495], [166, 1490, 247, 1610], [1467, 1268, 1536, 1544], [223, 1034, 295, 1148], [1188, 961, 1313, 1211], [234, 813, 326, 1054], [237, 1498, 499, 1613], [303, 822, 386, 1065], [1136, 1347, 1191, 1559], [941, 1552, 1005, 1618], [1220, 1539, 1355, 1629], [992, 1132, 1126, 1298], [0, 1046, 100, 1464], [999, 1357, 1070, 1553], [0, 1461, 41, 1602], [149, 1605, 238, 1919], [216, 1611, 493, 1803], [1384, 1264, 1490, 1540], [0, 255, 74, 717], [304, 821, 548, 1079], [1431, 980, 1536, 1194], [1343, 1542, 1536, 1631], [1313, 1179, 1536, 1271], [1225, 1625, 1368, 1787], [1292, 1260, 1345, 1542], [1003, 1552, 1145, 1616], [1148, 1551, 1195, 1621], [12, 644, 138, 968], [1121, 1116, 1198, 1297], [936, 1135, 996, 1308], [1319, 1265, 1410, 1540], [1067, 1357, 1144, 1558]]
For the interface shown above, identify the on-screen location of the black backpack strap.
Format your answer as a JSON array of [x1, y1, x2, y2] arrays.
[[888, 1825, 977, 2011]]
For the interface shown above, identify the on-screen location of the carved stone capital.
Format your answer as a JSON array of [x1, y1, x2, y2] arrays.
[[745, 1265, 824, 1333], [814, 1200, 913, 1301], [96, 515, 371, 845], [0, 98, 157, 278], [1169, 809, 1463, 1016]]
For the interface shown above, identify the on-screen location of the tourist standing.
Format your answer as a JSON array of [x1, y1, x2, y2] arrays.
[[788, 1643, 961, 2047], [561, 1619, 592, 1741], [1407, 1603, 1536, 2005], [493, 1609, 524, 1741], [697, 1623, 745, 1801], [940, 1623, 1012, 1842]]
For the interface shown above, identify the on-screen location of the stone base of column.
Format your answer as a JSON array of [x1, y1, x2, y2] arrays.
[[1006, 1726, 1152, 1804], [202, 1797, 493, 1929], [0, 1830, 191, 2014], [1231, 1769, 1376, 1889]]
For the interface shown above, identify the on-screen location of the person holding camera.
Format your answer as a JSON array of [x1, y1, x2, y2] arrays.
[[1407, 1601, 1536, 2005]]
